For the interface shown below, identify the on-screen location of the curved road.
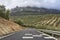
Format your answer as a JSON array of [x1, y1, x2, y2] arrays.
[[1, 29, 57, 40]]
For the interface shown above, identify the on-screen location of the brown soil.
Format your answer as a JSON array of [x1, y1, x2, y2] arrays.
[[0, 17, 24, 36]]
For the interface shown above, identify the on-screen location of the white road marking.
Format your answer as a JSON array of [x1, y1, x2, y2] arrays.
[[41, 34, 50, 36], [24, 34, 32, 35], [42, 34, 47, 35], [0, 33, 15, 39], [33, 35, 42, 37], [44, 37, 54, 39], [44, 37, 57, 40], [22, 37, 33, 39]]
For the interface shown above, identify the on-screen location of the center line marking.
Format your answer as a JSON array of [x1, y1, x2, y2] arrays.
[[24, 34, 32, 35], [22, 37, 33, 39]]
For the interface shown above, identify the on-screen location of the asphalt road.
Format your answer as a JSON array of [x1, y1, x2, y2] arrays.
[[1, 29, 57, 40]]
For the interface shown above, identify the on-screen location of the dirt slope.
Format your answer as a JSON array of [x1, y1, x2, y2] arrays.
[[0, 17, 23, 36]]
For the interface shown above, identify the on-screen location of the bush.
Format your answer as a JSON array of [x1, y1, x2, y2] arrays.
[[14, 20, 23, 26]]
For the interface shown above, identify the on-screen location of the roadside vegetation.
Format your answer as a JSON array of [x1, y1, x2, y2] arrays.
[[0, 5, 10, 20], [10, 14, 60, 31]]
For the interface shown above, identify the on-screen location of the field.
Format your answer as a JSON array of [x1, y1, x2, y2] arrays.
[[10, 14, 60, 31]]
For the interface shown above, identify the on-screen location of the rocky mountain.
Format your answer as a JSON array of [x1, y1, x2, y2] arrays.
[[10, 6, 60, 16]]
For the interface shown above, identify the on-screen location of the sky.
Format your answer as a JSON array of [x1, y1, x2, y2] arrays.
[[0, 0, 60, 9]]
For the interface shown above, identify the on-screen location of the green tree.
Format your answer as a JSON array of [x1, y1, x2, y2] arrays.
[[0, 5, 10, 20], [0, 10, 5, 18], [5, 10, 10, 20], [0, 5, 6, 18]]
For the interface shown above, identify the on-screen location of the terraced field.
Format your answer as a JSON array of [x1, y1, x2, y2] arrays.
[[10, 14, 60, 31], [41, 16, 60, 27]]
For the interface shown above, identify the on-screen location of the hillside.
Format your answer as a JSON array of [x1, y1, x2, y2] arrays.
[[10, 14, 60, 31], [0, 17, 23, 36]]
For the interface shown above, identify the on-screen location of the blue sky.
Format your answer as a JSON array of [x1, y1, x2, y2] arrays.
[[0, 0, 60, 9]]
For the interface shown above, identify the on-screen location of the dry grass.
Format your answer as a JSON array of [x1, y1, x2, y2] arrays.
[[0, 17, 24, 36]]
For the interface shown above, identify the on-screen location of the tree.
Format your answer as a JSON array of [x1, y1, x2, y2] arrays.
[[5, 9, 10, 20], [0, 5, 6, 18], [0, 5, 10, 20]]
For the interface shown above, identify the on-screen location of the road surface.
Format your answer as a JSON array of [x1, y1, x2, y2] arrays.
[[1, 29, 57, 40]]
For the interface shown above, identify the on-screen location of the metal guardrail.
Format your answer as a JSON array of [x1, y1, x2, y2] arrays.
[[38, 29, 60, 36]]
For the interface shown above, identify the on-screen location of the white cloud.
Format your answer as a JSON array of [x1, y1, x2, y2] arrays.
[[0, 0, 60, 9], [40, 0, 57, 8]]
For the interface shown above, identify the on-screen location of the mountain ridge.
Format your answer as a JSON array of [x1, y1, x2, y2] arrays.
[[10, 6, 60, 16]]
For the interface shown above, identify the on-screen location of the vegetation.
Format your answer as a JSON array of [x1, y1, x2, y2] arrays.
[[0, 5, 10, 20], [5, 10, 10, 20], [10, 14, 60, 31]]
